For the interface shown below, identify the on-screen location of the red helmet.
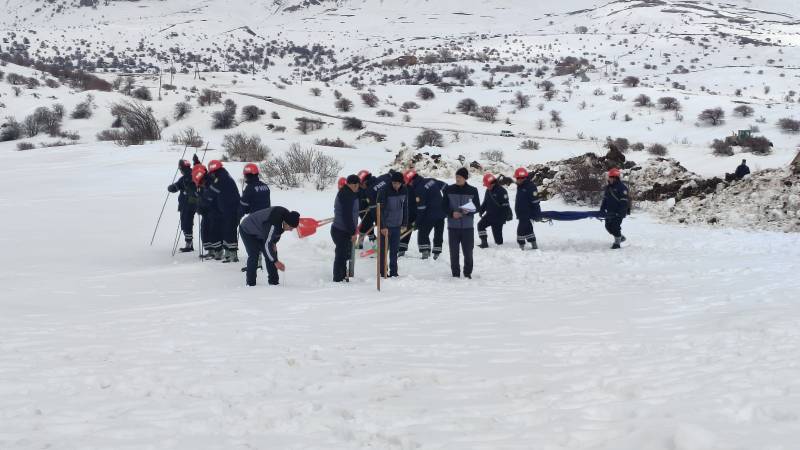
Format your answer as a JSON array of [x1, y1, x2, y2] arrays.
[[243, 163, 259, 175], [357, 170, 371, 183], [208, 160, 223, 173], [192, 165, 207, 185], [482, 173, 496, 187], [403, 169, 417, 185], [514, 167, 529, 179], [337, 177, 347, 189], [608, 168, 621, 178]]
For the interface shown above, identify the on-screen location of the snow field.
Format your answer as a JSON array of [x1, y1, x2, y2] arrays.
[[2, 143, 800, 449]]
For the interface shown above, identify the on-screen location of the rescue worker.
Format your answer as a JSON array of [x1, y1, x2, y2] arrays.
[[357, 170, 391, 249], [599, 168, 630, 249], [477, 173, 512, 248], [513, 167, 542, 250], [378, 171, 409, 278], [194, 164, 222, 259], [239, 207, 300, 286], [167, 160, 198, 252], [406, 170, 447, 259], [734, 159, 751, 180], [239, 163, 271, 216], [442, 168, 481, 279], [206, 160, 241, 263], [331, 175, 361, 282]]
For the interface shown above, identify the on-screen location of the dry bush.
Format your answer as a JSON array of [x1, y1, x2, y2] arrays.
[[415, 129, 444, 148], [222, 133, 270, 161], [170, 127, 204, 148], [647, 143, 668, 156], [315, 137, 353, 148], [109, 101, 161, 146], [261, 144, 342, 190]]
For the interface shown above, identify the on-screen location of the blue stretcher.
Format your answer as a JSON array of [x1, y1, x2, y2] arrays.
[[538, 210, 604, 221]]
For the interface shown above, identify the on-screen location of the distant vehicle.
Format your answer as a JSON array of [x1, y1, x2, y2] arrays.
[[500, 130, 515, 137]]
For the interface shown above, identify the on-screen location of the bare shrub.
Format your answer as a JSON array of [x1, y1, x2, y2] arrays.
[[711, 139, 733, 156], [741, 136, 772, 155], [131, 86, 152, 101], [222, 133, 270, 161], [630, 142, 645, 151], [520, 139, 540, 150], [605, 137, 630, 153], [17, 142, 35, 151], [733, 105, 754, 117], [361, 92, 379, 107], [633, 94, 652, 107], [96, 129, 125, 142], [296, 117, 325, 134], [315, 137, 353, 148], [71, 95, 95, 119], [513, 91, 530, 109], [261, 144, 342, 190], [417, 87, 435, 100], [174, 102, 192, 120], [698, 108, 725, 126], [241, 105, 264, 122], [170, 127, 204, 148], [457, 98, 478, 114], [647, 143, 668, 156], [476, 106, 498, 122], [376, 109, 395, 117], [342, 117, 364, 130], [778, 118, 800, 133], [480, 150, 504, 162], [415, 129, 444, 148], [658, 97, 681, 111], [335, 97, 354, 112], [401, 101, 420, 111], [198, 89, 222, 106], [550, 110, 564, 128], [109, 101, 161, 145], [212, 99, 237, 129], [310, 87, 322, 96], [562, 165, 605, 205]]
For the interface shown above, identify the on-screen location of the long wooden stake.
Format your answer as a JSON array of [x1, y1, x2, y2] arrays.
[[376, 204, 381, 292]]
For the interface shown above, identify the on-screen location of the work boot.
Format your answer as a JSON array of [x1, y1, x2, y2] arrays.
[[202, 249, 216, 259], [432, 253, 440, 260], [621, 235, 627, 243], [214, 249, 224, 260], [398, 250, 406, 257], [478, 237, 489, 249], [529, 240, 538, 250], [223, 249, 238, 263], [421, 251, 430, 260], [611, 237, 622, 249], [179, 240, 194, 253], [519, 243, 526, 251]]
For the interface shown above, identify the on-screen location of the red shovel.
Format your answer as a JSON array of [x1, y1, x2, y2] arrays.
[[296, 217, 334, 238]]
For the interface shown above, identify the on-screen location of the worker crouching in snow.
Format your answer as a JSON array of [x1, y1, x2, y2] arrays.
[[239, 207, 300, 286]]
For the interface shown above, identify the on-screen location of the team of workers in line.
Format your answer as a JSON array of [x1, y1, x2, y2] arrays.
[[169, 156, 630, 286]]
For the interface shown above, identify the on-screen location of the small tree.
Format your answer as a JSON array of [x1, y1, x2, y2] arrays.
[[476, 106, 498, 122], [131, 86, 152, 101], [698, 108, 725, 126], [360, 92, 379, 107], [733, 105, 754, 117], [310, 87, 322, 97], [711, 139, 733, 156], [550, 110, 564, 128], [197, 89, 222, 106], [222, 133, 270, 161], [778, 118, 800, 133], [417, 87, 435, 100], [622, 76, 640, 87], [633, 94, 652, 107], [212, 100, 237, 129], [457, 98, 479, 114], [520, 139, 540, 150], [335, 97, 354, 112], [658, 97, 680, 111], [71, 95, 95, 119], [415, 129, 444, 148], [513, 91, 530, 109]]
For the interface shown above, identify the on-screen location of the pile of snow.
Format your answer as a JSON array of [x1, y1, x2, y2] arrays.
[[652, 168, 800, 232], [388, 145, 513, 180]]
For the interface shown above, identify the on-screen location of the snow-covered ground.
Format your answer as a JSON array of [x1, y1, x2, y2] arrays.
[[2, 142, 800, 449]]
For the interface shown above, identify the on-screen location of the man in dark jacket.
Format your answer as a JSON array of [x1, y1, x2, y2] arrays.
[[239, 207, 300, 286], [513, 167, 542, 250], [399, 170, 418, 257], [442, 168, 481, 278], [357, 170, 391, 249], [167, 160, 198, 252], [600, 168, 630, 249], [207, 160, 241, 263], [194, 165, 222, 259], [734, 159, 750, 180], [332, 175, 361, 282], [378, 171, 409, 277], [408, 171, 447, 259], [478, 173, 512, 248], [239, 163, 271, 216]]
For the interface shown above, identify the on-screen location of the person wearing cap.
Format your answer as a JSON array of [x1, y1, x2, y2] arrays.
[[398, 170, 418, 257], [513, 167, 541, 250], [378, 171, 409, 278], [239, 163, 271, 216], [331, 175, 361, 282], [207, 160, 241, 263], [406, 170, 448, 259], [167, 159, 198, 252], [600, 168, 629, 249], [442, 168, 481, 278], [239, 206, 301, 286], [478, 173, 512, 248], [734, 159, 750, 180]]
